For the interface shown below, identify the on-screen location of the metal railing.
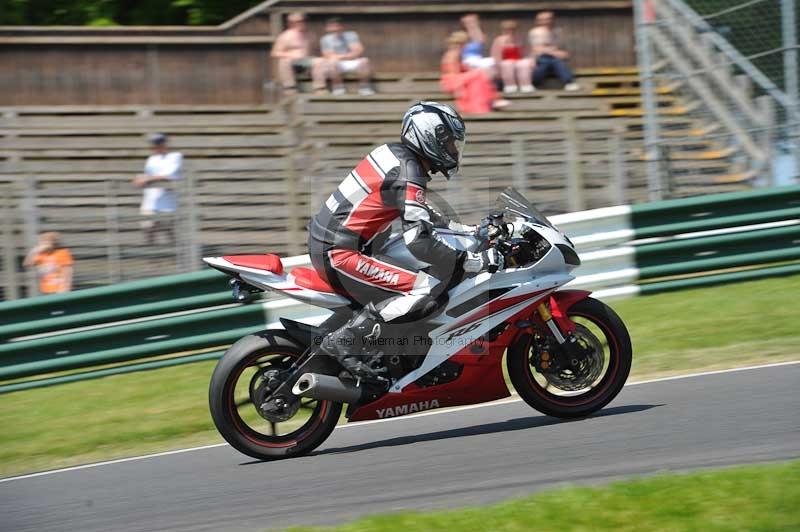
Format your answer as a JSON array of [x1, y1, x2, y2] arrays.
[[634, 0, 800, 198], [0, 122, 640, 301]]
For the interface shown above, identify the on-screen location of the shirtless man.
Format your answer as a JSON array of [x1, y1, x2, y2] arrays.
[[528, 11, 580, 91], [271, 12, 328, 94]]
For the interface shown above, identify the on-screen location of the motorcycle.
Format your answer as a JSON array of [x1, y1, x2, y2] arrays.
[[205, 187, 632, 460]]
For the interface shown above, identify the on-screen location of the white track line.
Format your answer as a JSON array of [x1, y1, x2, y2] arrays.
[[0, 444, 229, 484], [1, 359, 798, 485]]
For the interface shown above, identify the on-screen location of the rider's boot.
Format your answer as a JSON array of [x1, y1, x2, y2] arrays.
[[318, 303, 387, 382]]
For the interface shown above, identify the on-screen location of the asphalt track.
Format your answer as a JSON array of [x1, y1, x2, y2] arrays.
[[2, 363, 799, 532]]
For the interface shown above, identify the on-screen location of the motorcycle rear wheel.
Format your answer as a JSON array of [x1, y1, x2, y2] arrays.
[[208, 330, 342, 460], [508, 297, 632, 418]]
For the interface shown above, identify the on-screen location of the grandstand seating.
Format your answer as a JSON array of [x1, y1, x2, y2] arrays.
[[0, 68, 749, 298]]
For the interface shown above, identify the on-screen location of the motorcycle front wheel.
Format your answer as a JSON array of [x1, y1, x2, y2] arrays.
[[508, 297, 632, 418], [208, 330, 342, 460]]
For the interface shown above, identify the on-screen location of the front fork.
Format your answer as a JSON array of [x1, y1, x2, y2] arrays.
[[536, 303, 572, 345], [533, 301, 582, 372]]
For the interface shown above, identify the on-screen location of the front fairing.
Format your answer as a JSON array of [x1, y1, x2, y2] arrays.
[[499, 187, 579, 272], [375, 187, 579, 273]]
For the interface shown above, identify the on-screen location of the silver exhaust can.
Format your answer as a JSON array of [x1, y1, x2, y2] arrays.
[[291, 373, 363, 403]]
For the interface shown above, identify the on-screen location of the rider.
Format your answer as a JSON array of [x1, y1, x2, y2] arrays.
[[308, 101, 504, 381]]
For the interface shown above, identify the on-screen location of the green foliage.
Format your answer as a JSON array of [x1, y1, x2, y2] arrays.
[[0, 0, 262, 26], [288, 461, 800, 532]]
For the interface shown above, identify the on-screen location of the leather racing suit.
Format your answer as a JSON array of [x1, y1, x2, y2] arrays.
[[308, 142, 471, 323]]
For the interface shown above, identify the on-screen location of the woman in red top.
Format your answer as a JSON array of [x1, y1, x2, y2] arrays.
[[491, 20, 535, 94], [441, 31, 510, 114]]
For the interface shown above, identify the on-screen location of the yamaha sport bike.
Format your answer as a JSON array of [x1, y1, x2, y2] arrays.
[[206, 187, 632, 460]]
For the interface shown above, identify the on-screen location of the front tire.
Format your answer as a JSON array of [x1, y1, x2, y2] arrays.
[[508, 297, 632, 418], [209, 330, 342, 460]]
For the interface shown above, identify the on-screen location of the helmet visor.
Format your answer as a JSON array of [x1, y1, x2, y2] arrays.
[[455, 137, 465, 167], [443, 136, 465, 171]]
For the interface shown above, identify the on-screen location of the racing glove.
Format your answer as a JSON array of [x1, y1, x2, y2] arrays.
[[463, 248, 505, 273], [478, 211, 509, 241], [446, 220, 478, 233]]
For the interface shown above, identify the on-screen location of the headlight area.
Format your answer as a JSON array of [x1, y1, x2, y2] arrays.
[[556, 243, 581, 266]]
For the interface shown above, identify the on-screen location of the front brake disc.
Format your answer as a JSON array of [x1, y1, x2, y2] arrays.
[[542, 323, 604, 392]]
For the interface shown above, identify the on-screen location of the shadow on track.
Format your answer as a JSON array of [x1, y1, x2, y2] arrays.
[[238, 403, 662, 465], [316, 403, 662, 456]]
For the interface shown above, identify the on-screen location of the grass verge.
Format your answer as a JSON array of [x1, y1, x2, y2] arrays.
[[285, 460, 800, 532], [2, 274, 799, 477]]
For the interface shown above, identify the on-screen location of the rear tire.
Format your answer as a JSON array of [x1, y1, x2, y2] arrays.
[[508, 297, 632, 418], [209, 330, 342, 460]]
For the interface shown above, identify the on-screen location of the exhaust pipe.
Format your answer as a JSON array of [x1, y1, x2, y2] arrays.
[[291, 373, 363, 403]]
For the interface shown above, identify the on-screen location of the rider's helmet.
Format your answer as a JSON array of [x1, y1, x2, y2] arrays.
[[401, 101, 466, 179]]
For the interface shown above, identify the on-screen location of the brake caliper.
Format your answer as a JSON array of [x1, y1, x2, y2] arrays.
[[530, 334, 564, 374]]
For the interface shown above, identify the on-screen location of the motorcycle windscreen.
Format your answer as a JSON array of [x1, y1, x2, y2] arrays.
[[495, 187, 557, 230]]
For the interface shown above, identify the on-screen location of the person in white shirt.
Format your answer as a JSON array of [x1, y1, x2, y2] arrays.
[[133, 133, 182, 245]]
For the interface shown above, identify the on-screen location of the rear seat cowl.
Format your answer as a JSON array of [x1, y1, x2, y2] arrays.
[[291, 267, 337, 293], [222, 254, 284, 275]]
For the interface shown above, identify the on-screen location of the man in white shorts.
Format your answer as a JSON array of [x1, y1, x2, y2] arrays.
[[320, 17, 375, 96], [133, 133, 182, 245]]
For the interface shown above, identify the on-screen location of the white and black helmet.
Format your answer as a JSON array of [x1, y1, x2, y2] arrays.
[[401, 101, 466, 178]]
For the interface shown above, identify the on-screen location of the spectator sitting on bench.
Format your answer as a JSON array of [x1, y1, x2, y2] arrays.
[[441, 31, 510, 114], [491, 20, 535, 94], [320, 17, 375, 96], [271, 12, 328, 94], [528, 11, 580, 91], [460, 13, 495, 72]]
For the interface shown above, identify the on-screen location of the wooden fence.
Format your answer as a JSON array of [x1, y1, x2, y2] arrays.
[[0, 68, 754, 300], [0, 0, 634, 105]]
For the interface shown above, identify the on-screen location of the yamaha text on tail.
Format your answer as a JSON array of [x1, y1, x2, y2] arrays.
[[205, 188, 632, 460]]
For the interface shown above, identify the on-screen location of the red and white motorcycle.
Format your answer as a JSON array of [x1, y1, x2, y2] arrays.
[[205, 187, 632, 460]]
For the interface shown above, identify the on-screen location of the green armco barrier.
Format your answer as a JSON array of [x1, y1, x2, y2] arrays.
[[635, 224, 800, 270], [634, 207, 800, 240], [0, 292, 234, 342], [0, 349, 225, 395], [638, 247, 800, 279], [0, 269, 228, 327], [639, 263, 800, 295], [631, 184, 800, 236], [0, 303, 265, 380], [0, 327, 255, 381]]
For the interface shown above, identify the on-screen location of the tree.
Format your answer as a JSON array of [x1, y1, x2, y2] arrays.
[[0, 0, 263, 26]]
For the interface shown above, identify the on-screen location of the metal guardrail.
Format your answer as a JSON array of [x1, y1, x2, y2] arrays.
[[1, 185, 798, 394], [630, 184, 800, 237], [0, 270, 227, 340]]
